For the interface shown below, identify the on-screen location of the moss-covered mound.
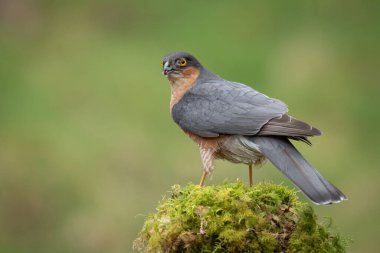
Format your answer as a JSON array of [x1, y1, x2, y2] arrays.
[[134, 182, 346, 253]]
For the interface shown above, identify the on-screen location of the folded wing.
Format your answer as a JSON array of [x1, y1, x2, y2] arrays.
[[172, 79, 288, 137], [257, 114, 321, 137]]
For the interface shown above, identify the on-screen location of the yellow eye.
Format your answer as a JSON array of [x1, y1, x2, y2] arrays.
[[178, 58, 187, 67], [161, 61, 165, 67]]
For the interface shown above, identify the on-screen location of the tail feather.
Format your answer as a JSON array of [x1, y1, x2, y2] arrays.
[[250, 136, 347, 205]]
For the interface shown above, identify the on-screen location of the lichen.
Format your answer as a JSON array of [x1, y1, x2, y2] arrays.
[[134, 181, 346, 253]]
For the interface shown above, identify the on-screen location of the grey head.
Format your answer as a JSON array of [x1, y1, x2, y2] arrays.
[[162, 52, 203, 76]]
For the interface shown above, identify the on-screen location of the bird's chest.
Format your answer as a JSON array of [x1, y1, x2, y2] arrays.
[[169, 79, 193, 110], [168, 67, 200, 111]]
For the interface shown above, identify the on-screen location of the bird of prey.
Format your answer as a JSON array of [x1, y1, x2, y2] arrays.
[[162, 52, 346, 205]]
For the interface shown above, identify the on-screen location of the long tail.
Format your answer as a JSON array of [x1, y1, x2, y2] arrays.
[[249, 136, 347, 205]]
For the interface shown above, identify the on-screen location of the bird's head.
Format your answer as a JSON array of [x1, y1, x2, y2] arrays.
[[162, 52, 202, 81]]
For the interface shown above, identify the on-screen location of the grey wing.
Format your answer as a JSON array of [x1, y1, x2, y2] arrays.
[[257, 114, 322, 137], [171, 80, 288, 137]]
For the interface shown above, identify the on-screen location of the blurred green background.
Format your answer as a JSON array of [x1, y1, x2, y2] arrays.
[[0, 0, 379, 252]]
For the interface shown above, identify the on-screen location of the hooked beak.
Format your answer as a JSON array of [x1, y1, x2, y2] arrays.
[[163, 61, 174, 75]]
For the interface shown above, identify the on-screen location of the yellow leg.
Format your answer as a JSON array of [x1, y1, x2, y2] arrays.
[[249, 164, 253, 187], [199, 171, 208, 187]]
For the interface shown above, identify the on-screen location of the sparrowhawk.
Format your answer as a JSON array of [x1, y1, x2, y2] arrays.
[[162, 52, 346, 205]]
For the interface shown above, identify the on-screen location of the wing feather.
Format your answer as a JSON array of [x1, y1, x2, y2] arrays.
[[172, 79, 288, 137], [257, 114, 322, 137]]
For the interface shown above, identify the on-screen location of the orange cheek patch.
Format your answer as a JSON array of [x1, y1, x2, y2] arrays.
[[181, 66, 199, 76]]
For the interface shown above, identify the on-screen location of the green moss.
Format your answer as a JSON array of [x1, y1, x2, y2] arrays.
[[134, 182, 346, 253]]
